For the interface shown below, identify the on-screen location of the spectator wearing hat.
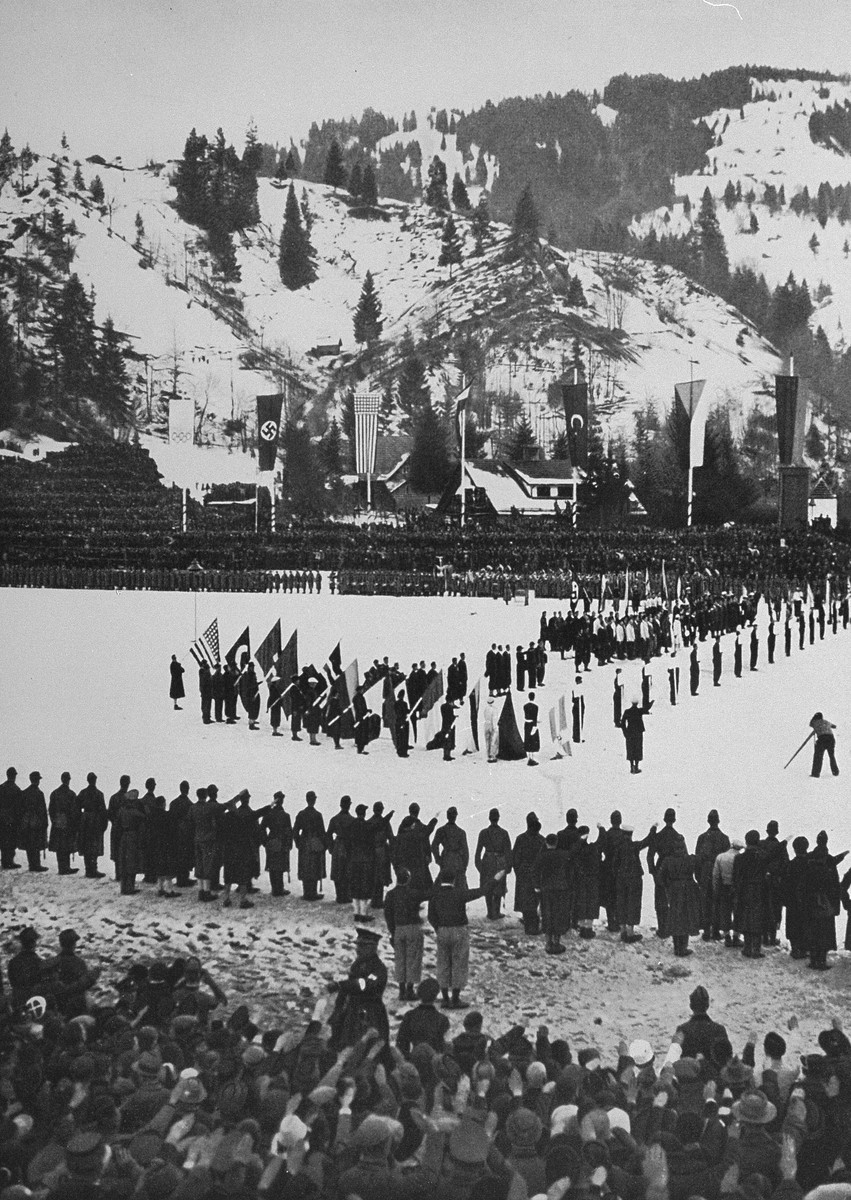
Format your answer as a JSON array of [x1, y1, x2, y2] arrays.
[[428, 866, 505, 1008], [733, 830, 769, 958], [396, 978, 449, 1055], [76, 772, 107, 880], [327, 926, 389, 1050], [474, 809, 512, 920], [7, 927, 46, 1014], [505, 1106, 545, 1196], [511, 812, 546, 935], [0, 765, 22, 869], [18, 770, 48, 872], [676, 987, 728, 1060], [695, 810, 730, 941], [48, 772, 80, 875], [336, 1114, 405, 1197], [45, 929, 100, 1018], [723, 1090, 782, 1186], [120, 1053, 171, 1133]]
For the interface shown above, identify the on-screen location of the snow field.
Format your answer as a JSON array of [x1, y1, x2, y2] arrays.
[[2, 586, 849, 930]]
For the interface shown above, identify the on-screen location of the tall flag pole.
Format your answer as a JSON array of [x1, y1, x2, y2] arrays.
[[190, 618, 220, 667], [354, 391, 381, 511], [453, 381, 472, 527], [674, 368, 708, 528]]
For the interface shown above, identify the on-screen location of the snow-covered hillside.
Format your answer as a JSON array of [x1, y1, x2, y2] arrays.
[[0, 138, 782, 483], [631, 76, 851, 347]]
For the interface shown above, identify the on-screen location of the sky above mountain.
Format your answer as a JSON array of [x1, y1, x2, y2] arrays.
[[0, 0, 848, 163]]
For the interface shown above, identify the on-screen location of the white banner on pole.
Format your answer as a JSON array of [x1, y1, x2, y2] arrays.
[[168, 395, 195, 445]]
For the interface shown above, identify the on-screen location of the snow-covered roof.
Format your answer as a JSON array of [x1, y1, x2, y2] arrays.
[[460, 461, 563, 515]]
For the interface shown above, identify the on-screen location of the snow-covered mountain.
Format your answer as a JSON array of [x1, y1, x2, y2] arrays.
[[0, 137, 782, 484], [630, 76, 851, 347]]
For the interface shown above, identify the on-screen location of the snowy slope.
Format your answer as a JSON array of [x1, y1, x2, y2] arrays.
[[631, 76, 851, 346], [0, 138, 782, 481]]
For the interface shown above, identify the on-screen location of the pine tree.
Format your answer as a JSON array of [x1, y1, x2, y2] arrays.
[[322, 417, 343, 476], [397, 347, 431, 433], [0, 129, 15, 192], [682, 193, 691, 218], [134, 212, 145, 249], [451, 174, 470, 210], [242, 120, 263, 176], [50, 162, 65, 193], [696, 187, 729, 293], [471, 194, 490, 254], [208, 223, 240, 282], [425, 157, 449, 210], [749, 212, 759, 234], [60, 132, 69, 152], [408, 402, 450, 493], [567, 275, 586, 306], [278, 183, 316, 290], [474, 149, 488, 187], [723, 180, 737, 210], [435, 110, 449, 134], [72, 163, 84, 191], [511, 185, 540, 260], [348, 162, 363, 200], [47, 273, 98, 399], [353, 271, 383, 344], [173, 128, 209, 225], [285, 146, 300, 176], [324, 139, 347, 190], [280, 419, 327, 513], [439, 214, 463, 278], [809, 231, 820, 255], [94, 317, 131, 425], [360, 162, 378, 207], [509, 413, 539, 461], [449, 114, 457, 135], [440, 134, 447, 152], [551, 431, 569, 460], [89, 175, 105, 204]]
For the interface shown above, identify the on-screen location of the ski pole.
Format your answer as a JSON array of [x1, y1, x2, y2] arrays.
[[784, 730, 814, 770]]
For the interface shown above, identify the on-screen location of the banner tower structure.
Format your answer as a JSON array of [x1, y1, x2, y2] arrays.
[[775, 358, 809, 530], [354, 391, 381, 510], [168, 394, 195, 532], [256, 393, 284, 532], [561, 369, 588, 528], [673, 374, 708, 528]]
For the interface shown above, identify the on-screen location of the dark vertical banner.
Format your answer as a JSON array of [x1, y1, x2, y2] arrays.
[[561, 381, 588, 469], [775, 376, 799, 465], [256, 394, 284, 472]]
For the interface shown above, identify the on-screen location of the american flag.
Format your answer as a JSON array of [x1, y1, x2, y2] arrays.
[[190, 618, 220, 666], [354, 392, 381, 476]]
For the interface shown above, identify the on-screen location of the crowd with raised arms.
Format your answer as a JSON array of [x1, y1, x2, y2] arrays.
[[4, 911, 851, 1199]]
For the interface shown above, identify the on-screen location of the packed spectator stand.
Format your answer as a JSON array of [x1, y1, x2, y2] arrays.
[[2, 444, 851, 597]]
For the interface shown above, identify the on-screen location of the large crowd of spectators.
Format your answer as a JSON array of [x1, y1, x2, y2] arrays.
[[4, 912, 851, 1199], [2, 446, 851, 595]]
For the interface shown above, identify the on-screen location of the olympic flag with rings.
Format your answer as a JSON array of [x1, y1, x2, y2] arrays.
[[256, 394, 284, 472]]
